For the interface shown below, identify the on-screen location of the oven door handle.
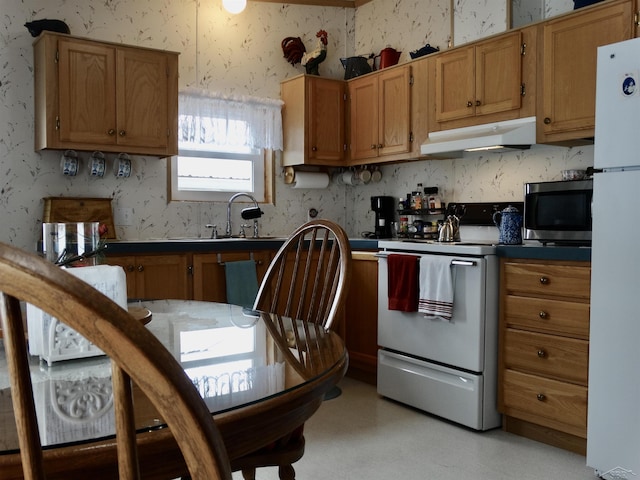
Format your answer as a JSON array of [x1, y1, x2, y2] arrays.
[[451, 259, 477, 267], [375, 253, 477, 267]]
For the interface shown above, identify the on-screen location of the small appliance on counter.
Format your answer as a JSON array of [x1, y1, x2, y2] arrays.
[[370, 196, 395, 238]]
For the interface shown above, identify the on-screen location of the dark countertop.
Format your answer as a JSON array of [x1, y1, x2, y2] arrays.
[[105, 238, 590, 262], [105, 238, 380, 255], [496, 243, 591, 262]]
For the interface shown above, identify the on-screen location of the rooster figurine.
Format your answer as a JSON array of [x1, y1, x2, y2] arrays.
[[281, 30, 328, 76]]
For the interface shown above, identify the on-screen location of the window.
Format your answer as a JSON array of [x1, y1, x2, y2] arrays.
[[170, 89, 283, 203]]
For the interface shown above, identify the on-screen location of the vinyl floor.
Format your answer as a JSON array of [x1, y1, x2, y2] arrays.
[[232, 376, 596, 480]]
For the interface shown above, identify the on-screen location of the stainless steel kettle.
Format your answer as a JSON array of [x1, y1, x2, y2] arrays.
[[438, 215, 460, 242]]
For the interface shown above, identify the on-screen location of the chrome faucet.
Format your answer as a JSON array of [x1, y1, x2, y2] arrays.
[[226, 192, 263, 238]]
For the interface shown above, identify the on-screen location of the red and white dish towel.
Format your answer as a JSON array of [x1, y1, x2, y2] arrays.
[[418, 256, 454, 321]]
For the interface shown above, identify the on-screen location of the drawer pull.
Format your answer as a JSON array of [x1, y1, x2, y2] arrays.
[[539, 310, 548, 319], [539, 276, 549, 285], [536, 393, 546, 401], [537, 349, 547, 358]]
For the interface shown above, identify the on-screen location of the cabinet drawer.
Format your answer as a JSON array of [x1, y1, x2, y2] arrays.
[[502, 369, 587, 437], [504, 262, 591, 299], [504, 295, 589, 338], [503, 329, 589, 384]]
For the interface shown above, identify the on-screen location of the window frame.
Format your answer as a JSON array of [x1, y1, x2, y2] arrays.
[[169, 147, 273, 203]]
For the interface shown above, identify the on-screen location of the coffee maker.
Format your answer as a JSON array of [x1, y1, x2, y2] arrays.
[[370, 196, 396, 238]]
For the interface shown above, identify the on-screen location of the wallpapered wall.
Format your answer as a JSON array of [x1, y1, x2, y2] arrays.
[[0, 0, 593, 251]]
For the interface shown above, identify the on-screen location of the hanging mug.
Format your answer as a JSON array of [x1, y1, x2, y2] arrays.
[[89, 151, 106, 177], [60, 150, 78, 176], [115, 153, 132, 178]]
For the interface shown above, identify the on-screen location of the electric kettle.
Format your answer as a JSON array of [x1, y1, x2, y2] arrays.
[[493, 205, 523, 245]]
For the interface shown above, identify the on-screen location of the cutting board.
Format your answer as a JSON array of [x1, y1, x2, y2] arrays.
[[43, 197, 116, 239]]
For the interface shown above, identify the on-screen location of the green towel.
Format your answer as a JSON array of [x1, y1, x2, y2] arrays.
[[225, 260, 259, 309]]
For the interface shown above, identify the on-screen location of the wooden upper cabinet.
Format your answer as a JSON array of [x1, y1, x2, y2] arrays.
[[538, 0, 633, 143], [281, 74, 346, 166], [34, 32, 178, 157], [435, 31, 522, 123], [349, 64, 411, 164]]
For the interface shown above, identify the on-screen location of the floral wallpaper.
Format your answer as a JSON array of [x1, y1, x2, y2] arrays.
[[0, 0, 593, 252]]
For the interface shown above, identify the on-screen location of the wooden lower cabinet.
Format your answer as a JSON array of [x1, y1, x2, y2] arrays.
[[498, 258, 591, 454], [341, 251, 379, 385], [192, 251, 271, 302], [106, 254, 190, 300], [105, 250, 271, 302]]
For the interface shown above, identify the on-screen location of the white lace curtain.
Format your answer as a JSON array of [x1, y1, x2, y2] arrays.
[[178, 88, 284, 151]]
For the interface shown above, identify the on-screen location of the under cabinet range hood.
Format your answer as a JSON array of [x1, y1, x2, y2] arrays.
[[420, 116, 537, 158]]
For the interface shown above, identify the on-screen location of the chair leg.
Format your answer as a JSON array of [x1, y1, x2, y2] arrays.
[[278, 464, 296, 480], [241, 468, 257, 480]]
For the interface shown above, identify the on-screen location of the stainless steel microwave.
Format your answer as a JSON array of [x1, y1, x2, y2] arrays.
[[524, 179, 593, 245]]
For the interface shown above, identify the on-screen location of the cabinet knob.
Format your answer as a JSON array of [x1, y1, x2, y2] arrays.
[[377, 144, 383, 149], [108, 129, 116, 136], [137, 265, 144, 272], [119, 130, 126, 137], [126, 264, 135, 272], [371, 144, 377, 150], [536, 393, 546, 401], [467, 101, 473, 107], [475, 100, 481, 106], [311, 146, 317, 151], [539, 276, 549, 285], [544, 117, 551, 124], [539, 310, 548, 319], [537, 349, 547, 358]]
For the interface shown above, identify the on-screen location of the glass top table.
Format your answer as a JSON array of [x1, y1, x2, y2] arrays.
[[0, 300, 347, 479]]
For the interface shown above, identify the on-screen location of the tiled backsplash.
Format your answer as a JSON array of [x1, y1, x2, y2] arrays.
[[0, 0, 592, 251]]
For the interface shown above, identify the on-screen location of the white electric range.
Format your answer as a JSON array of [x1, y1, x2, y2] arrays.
[[375, 202, 521, 431]]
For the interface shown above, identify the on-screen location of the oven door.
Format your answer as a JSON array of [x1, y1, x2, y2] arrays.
[[377, 251, 497, 373]]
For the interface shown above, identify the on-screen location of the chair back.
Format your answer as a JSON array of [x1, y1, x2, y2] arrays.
[[0, 243, 231, 480], [253, 220, 352, 330]]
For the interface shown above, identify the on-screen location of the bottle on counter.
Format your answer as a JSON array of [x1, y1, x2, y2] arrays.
[[413, 183, 423, 210], [424, 187, 442, 214]]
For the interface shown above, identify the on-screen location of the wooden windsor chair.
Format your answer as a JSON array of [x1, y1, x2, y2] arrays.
[[232, 219, 352, 480]]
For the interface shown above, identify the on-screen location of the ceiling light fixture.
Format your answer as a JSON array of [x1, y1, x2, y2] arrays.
[[222, 0, 247, 14]]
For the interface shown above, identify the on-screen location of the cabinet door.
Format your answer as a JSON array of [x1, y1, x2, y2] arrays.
[[434, 46, 475, 122], [58, 38, 117, 145], [349, 74, 379, 161], [117, 47, 170, 150], [540, 0, 633, 141], [137, 255, 190, 300], [308, 77, 345, 163], [378, 66, 411, 157], [192, 251, 270, 302], [475, 31, 522, 116], [105, 254, 190, 300], [104, 255, 137, 300], [342, 251, 378, 384]]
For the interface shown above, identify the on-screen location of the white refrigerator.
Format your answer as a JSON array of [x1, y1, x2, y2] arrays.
[[587, 37, 640, 479]]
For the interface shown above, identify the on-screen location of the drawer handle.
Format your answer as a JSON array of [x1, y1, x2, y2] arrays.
[[537, 349, 546, 358], [539, 310, 548, 319], [539, 276, 549, 285], [536, 393, 546, 401]]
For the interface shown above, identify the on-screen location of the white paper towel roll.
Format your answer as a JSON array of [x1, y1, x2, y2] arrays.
[[292, 171, 330, 189]]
